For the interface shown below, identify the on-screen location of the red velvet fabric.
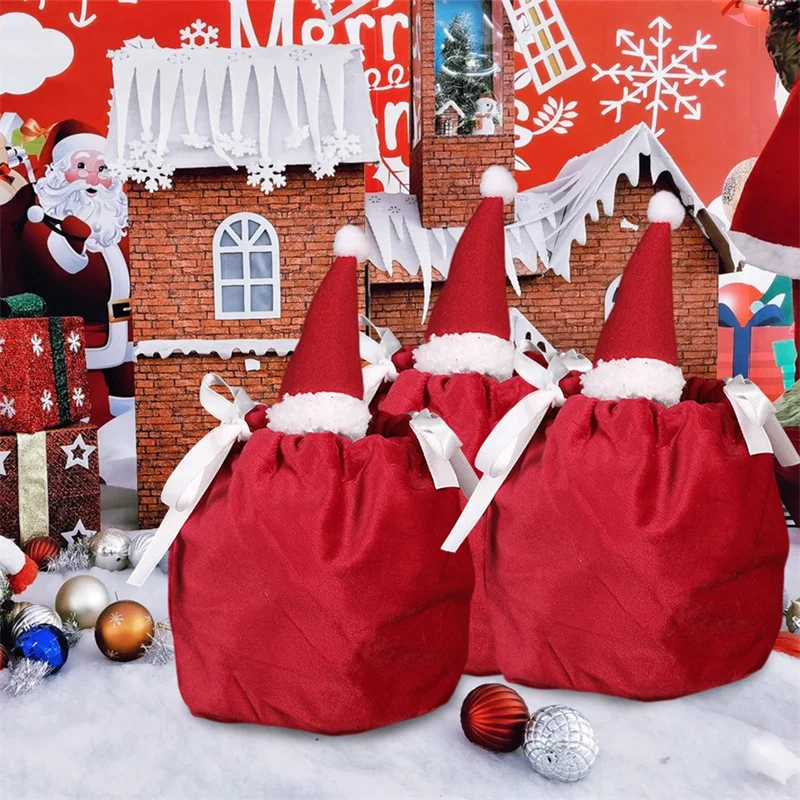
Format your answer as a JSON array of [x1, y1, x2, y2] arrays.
[[379, 369, 543, 674], [594, 221, 678, 366], [486, 378, 788, 699], [168, 425, 472, 734]]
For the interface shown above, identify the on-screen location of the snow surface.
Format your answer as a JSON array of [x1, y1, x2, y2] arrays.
[[2, 503, 799, 800]]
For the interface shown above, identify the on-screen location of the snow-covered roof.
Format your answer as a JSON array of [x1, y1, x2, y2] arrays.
[[134, 338, 298, 359], [435, 100, 465, 118], [106, 39, 379, 193], [365, 123, 736, 309]]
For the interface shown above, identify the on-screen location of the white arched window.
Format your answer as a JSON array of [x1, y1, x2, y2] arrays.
[[213, 212, 281, 320]]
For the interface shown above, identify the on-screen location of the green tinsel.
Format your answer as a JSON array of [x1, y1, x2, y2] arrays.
[[0, 294, 47, 318]]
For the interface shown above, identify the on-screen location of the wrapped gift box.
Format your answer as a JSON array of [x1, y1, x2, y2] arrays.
[[0, 294, 90, 434], [0, 422, 100, 546]]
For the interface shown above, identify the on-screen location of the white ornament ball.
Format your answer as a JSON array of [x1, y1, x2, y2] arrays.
[[88, 528, 130, 571], [128, 531, 168, 573], [55, 575, 110, 629], [523, 705, 598, 782]]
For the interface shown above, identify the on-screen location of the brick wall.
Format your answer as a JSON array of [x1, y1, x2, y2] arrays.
[[409, 0, 516, 228], [369, 175, 720, 377], [130, 164, 364, 527]]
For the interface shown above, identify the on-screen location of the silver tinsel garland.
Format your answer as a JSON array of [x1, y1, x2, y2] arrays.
[[60, 615, 84, 648], [142, 621, 175, 666], [4, 658, 51, 697], [45, 539, 92, 574]]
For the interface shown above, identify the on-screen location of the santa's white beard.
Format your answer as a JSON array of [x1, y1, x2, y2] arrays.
[[36, 161, 128, 251]]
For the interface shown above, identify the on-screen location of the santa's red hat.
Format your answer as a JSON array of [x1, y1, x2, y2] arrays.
[[581, 191, 686, 407], [0, 536, 39, 595], [413, 165, 517, 381], [729, 81, 799, 278], [267, 226, 372, 440], [37, 119, 106, 175]]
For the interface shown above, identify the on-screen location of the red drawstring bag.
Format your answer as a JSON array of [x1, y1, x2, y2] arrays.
[[483, 378, 788, 700], [168, 421, 473, 734], [379, 367, 540, 675]]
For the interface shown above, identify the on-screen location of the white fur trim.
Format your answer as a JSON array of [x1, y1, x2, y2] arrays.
[[267, 391, 371, 440], [581, 358, 685, 407], [52, 133, 106, 165], [333, 225, 370, 262], [0, 536, 26, 576], [647, 191, 685, 230], [27, 205, 45, 223], [47, 230, 88, 274], [727, 230, 800, 279], [413, 333, 515, 381], [480, 165, 517, 204]]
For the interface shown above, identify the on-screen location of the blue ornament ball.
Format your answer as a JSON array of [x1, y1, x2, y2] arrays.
[[14, 624, 69, 674]]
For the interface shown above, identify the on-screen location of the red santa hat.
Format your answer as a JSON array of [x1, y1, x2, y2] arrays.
[[0, 536, 39, 595], [267, 226, 372, 440], [581, 191, 686, 407], [37, 119, 106, 174], [413, 165, 517, 381], [729, 81, 799, 278]]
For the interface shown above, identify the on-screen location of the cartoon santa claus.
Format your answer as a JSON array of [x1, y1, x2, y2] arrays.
[[23, 119, 133, 421]]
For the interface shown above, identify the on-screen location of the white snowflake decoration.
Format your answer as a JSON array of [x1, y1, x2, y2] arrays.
[[218, 133, 257, 159], [246, 161, 287, 195], [591, 16, 725, 137], [0, 337, 5, 354], [41, 389, 54, 413], [67, 331, 82, 353], [117, 135, 176, 193], [0, 396, 16, 419], [182, 132, 210, 150], [31, 334, 44, 357], [72, 387, 86, 407], [284, 125, 310, 150], [180, 19, 219, 49], [311, 153, 337, 180], [321, 131, 361, 163]]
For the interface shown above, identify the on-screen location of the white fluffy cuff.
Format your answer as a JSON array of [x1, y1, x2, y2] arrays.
[[413, 332, 515, 381], [581, 358, 686, 407], [267, 391, 371, 440]]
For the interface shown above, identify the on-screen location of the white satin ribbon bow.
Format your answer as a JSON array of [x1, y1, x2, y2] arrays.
[[359, 315, 402, 405], [409, 410, 479, 497], [440, 342, 591, 553], [128, 374, 257, 587], [723, 376, 800, 467]]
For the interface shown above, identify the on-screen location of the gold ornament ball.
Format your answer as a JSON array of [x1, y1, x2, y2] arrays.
[[721, 158, 757, 222], [95, 600, 154, 662], [55, 575, 110, 629], [88, 528, 130, 571]]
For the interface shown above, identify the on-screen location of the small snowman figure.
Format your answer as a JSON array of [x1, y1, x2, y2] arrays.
[[472, 93, 499, 135]]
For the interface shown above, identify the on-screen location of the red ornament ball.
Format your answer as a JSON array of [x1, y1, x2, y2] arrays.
[[24, 536, 62, 568], [460, 683, 529, 753], [0, 642, 8, 670]]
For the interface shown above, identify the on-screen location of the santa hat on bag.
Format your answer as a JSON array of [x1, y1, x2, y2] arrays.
[[413, 165, 517, 381], [267, 226, 372, 440], [36, 119, 106, 176], [729, 80, 799, 278], [0, 536, 39, 595], [581, 191, 686, 407]]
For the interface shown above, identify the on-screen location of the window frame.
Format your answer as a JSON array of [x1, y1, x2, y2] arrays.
[[213, 212, 281, 320]]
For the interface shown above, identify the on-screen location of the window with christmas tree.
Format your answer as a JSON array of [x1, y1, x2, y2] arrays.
[[434, 0, 504, 136]]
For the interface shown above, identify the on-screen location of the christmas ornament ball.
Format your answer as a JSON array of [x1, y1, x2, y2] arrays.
[[55, 575, 110, 629], [786, 599, 800, 634], [460, 683, 530, 752], [10, 603, 63, 640], [0, 642, 9, 670], [128, 532, 169, 573], [88, 528, 130, 571], [721, 158, 757, 222], [14, 624, 69, 674], [24, 536, 62, 567], [523, 705, 598, 782], [95, 600, 154, 662]]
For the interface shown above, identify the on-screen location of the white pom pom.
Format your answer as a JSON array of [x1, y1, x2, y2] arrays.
[[333, 225, 371, 262], [480, 165, 517, 204], [27, 205, 45, 224], [647, 191, 685, 230]]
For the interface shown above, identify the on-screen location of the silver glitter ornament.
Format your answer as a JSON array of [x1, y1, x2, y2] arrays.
[[786, 599, 800, 634], [128, 532, 169, 574], [88, 528, 130, 571], [721, 158, 757, 222], [0, 572, 11, 606], [10, 603, 63, 640], [523, 705, 598, 782]]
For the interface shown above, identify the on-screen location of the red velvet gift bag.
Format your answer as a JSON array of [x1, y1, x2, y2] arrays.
[[484, 379, 788, 700], [168, 425, 473, 734]]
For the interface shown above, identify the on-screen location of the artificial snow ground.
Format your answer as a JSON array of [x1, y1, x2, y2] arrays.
[[1, 491, 799, 800]]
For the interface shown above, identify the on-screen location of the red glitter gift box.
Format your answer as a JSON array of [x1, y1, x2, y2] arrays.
[[0, 422, 100, 547], [0, 294, 90, 434]]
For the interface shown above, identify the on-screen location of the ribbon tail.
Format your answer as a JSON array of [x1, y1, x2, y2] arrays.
[[451, 451, 479, 498], [441, 472, 506, 553], [128, 506, 191, 586], [362, 364, 387, 406], [765, 417, 800, 467]]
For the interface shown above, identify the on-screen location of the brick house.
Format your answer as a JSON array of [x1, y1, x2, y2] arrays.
[[106, 41, 378, 526]]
